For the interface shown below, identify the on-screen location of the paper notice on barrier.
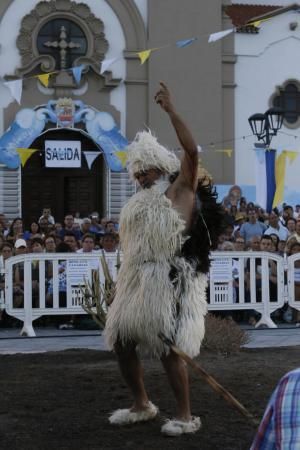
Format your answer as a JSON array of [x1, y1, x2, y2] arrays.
[[67, 259, 92, 286]]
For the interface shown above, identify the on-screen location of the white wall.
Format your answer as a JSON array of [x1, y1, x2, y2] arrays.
[[235, 9, 300, 195]]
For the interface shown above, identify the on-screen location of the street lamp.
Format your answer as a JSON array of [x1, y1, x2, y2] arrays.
[[248, 107, 284, 146]]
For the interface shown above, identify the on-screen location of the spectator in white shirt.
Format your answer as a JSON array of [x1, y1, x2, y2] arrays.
[[264, 210, 289, 241]]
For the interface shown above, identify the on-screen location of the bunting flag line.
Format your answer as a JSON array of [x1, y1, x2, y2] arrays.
[[16, 148, 38, 167], [0, 15, 277, 99], [0, 25, 241, 96], [83, 151, 100, 169], [4, 79, 23, 104], [208, 29, 234, 43], [115, 151, 128, 167], [72, 65, 85, 85], [176, 38, 197, 48]]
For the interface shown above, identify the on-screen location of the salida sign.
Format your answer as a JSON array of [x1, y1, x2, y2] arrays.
[[45, 140, 81, 168]]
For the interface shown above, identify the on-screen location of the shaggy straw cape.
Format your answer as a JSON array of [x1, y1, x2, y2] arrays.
[[105, 130, 207, 358], [104, 184, 208, 358], [126, 131, 180, 179]]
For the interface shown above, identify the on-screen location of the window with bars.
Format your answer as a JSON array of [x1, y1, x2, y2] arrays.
[[273, 82, 300, 126], [37, 19, 87, 70]]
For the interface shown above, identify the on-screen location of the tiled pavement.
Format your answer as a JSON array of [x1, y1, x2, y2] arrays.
[[1, 324, 300, 354]]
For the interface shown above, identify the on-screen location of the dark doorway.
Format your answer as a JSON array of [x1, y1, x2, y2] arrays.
[[21, 128, 104, 227]]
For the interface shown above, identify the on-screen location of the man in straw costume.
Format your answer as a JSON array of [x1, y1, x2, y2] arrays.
[[105, 82, 224, 436]]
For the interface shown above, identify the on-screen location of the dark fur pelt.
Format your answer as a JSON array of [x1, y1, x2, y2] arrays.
[[169, 173, 226, 274]]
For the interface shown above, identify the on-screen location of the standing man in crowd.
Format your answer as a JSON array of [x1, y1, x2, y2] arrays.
[[264, 210, 289, 241], [105, 82, 223, 436], [240, 209, 267, 243]]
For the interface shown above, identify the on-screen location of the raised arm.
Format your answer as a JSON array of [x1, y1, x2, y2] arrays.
[[155, 82, 198, 191]]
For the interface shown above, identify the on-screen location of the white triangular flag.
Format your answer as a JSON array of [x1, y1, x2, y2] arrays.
[[100, 57, 119, 75], [84, 151, 101, 169], [208, 29, 234, 43], [4, 79, 23, 104]]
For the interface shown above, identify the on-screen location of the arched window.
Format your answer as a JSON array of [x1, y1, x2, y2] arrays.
[[273, 83, 300, 125], [37, 19, 87, 69]]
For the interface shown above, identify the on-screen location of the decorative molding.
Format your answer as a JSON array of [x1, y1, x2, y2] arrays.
[[16, 0, 108, 75]]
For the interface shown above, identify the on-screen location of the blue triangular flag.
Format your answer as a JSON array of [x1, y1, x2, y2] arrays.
[[72, 65, 85, 85], [176, 38, 197, 48]]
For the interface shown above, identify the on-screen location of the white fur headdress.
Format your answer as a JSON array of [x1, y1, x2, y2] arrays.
[[126, 130, 180, 180]]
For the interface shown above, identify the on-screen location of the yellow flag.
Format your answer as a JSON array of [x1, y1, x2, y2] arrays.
[[272, 152, 287, 208], [248, 16, 272, 27], [137, 49, 152, 64], [251, 20, 261, 27], [285, 151, 298, 164], [215, 149, 233, 158], [17, 148, 38, 167], [115, 151, 128, 167], [36, 73, 52, 87]]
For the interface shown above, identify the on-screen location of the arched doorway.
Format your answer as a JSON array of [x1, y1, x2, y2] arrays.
[[22, 128, 105, 226]]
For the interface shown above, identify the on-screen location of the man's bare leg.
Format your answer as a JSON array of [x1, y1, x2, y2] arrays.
[[114, 340, 150, 411], [161, 348, 191, 421]]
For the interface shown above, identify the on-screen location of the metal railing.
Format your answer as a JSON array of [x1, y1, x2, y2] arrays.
[[1, 251, 299, 336]]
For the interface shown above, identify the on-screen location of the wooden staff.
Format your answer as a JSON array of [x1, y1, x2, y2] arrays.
[[158, 332, 259, 427]]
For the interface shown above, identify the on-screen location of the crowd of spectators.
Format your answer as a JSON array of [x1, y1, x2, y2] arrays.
[[1, 198, 300, 327], [218, 200, 300, 325], [0, 208, 119, 258], [0, 209, 119, 328]]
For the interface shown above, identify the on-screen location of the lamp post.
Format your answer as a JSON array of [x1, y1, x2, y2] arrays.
[[248, 107, 284, 213], [248, 107, 284, 147]]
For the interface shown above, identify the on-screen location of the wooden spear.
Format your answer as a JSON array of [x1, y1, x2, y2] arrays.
[[158, 332, 259, 427]]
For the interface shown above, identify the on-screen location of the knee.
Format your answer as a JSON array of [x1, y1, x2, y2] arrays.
[[114, 339, 136, 360], [161, 350, 184, 369]]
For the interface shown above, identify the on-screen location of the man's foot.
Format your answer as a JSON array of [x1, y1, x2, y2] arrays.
[[161, 416, 201, 436], [109, 401, 158, 425]]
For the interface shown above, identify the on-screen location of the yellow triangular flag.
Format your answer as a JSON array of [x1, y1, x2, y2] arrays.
[[17, 148, 38, 167], [215, 149, 233, 157], [272, 152, 287, 208], [285, 150, 298, 164], [36, 73, 52, 87], [137, 49, 152, 64], [248, 16, 272, 27], [223, 149, 232, 158], [115, 151, 128, 167], [251, 20, 261, 27]]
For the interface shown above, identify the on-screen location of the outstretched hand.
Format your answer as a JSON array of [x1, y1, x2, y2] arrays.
[[154, 82, 175, 113]]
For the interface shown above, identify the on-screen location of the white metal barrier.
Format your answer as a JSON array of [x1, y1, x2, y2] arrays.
[[3, 252, 119, 336], [1, 250, 298, 336], [209, 251, 286, 328], [286, 253, 300, 311]]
